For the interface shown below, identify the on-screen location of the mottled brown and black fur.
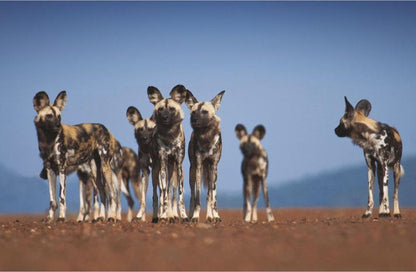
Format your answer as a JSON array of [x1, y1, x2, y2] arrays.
[[185, 89, 225, 223], [335, 97, 404, 218], [126, 107, 157, 222], [147, 85, 188, 222], [33, 91, 121, 222], [235, 124, 275, 223]]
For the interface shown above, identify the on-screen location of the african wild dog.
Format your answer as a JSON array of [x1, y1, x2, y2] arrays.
[[235, 124, 275, 223], [126, 107, 157, 222], [147, 85, 188, 223], [185, 89, 225, 223], [33, 91, 122, 222], [335, 97, 404, 218]]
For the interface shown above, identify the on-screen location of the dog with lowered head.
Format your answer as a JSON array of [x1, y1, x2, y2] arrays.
[[235, 124, 275, 223], [185, 89, 225, 223], [147, 85, 188, 223], [335, 97, 404, 218]]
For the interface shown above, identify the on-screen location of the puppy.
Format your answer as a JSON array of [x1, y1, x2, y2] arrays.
[[235, 124, 275, 223], [185, 89, 225, 223]]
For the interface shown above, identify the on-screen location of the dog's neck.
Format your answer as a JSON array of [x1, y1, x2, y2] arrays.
[[156, 122, 183, 146], [35, 125, 63, 160], [193, 121, 221, 145]]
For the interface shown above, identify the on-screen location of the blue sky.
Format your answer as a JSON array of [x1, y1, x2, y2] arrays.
[[1, 2, 416, 193]]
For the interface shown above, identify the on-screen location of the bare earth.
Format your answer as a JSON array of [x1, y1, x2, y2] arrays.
[[1, 208, 416, 270]]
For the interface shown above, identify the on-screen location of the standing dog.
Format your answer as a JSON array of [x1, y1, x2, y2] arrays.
[[126, 107, 157, 222], [235, 124, 275, 223], [185, 89, 225, 223], [335, 97, 404, 218], [33, 91, 121, 222], [147, 85, 188, 222]]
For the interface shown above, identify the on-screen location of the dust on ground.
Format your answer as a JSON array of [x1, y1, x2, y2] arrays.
[[1, 208, 416, 270]]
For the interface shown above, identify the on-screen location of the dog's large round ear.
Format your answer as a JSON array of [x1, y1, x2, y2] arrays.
[[252, 125, 266, 140], [235, 124, 247, 140], [185, 90, 198, 110], [355, 99, 372, 117], [33, 91, 50, 112], [53, 90, 67, 111], [148, 86, 164, 105], [170, 84, 187, 104], [126, 106, 143, 126]]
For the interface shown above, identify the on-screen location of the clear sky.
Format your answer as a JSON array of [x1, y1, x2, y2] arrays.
[[1, 2, 416, 193]]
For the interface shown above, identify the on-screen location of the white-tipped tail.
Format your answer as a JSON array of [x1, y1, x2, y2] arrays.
[[120, 179, 129, 196], [400, 164, 405, 178]]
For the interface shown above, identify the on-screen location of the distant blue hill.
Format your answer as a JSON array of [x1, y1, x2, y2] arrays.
[[221, 155, 416, 209], [0, 156, 414, 213]]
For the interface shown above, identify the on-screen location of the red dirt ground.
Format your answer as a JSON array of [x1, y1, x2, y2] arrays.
[[1, 208, 416, 270]]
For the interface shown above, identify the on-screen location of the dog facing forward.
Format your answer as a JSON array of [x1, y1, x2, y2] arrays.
[[335, 97, 404, 218], [147, 85, 188, 222], [126, 107, 157, 222], [185, 89, 225, 223], [33, 91, 121, 222], [235, 124, 275, 223]]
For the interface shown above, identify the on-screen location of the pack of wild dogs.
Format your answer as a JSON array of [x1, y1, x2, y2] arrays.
[[33, 85, 404, 224]]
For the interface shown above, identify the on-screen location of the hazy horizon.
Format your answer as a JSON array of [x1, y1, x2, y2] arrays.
[[1, 2, 415, 193]]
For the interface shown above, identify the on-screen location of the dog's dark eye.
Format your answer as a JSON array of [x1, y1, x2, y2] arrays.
[[202, 110, 208, 115], [57, 115, 61, 121], [158, 107, 163, 112], [46, 114, 53, 119], [169, 107, 175, 112]]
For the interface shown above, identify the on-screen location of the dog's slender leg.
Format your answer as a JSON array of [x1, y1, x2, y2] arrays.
[[378, 163, 390, 216], [90, 160, 104, 221], [151, 164, 159, 223], [47, 169, 57, 222], [102, 163, 117, 221], [192, 155, 202, 222], [120, 176, 134, 222], [207, 163, 220, 222], [393, 163, 403, 218], [135, 168, 149, 221], [167, 164, 176, 221], [84, 178, 93, 221], [177, 164, 187, 221], [262, 177, 274, 222], [252, 180, 260, 223], [95, 176, 106, 221], [158, 158, 168, 221], [363, 155, 376, 218], [211, 164, 220, 221], [57, 172, 67, 221], [206, 178, 213, 221], [112, 171, 122, 221], [244, 177, 252, 222], [77, 179, 86, 222], [188, 163, 196, 219]]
